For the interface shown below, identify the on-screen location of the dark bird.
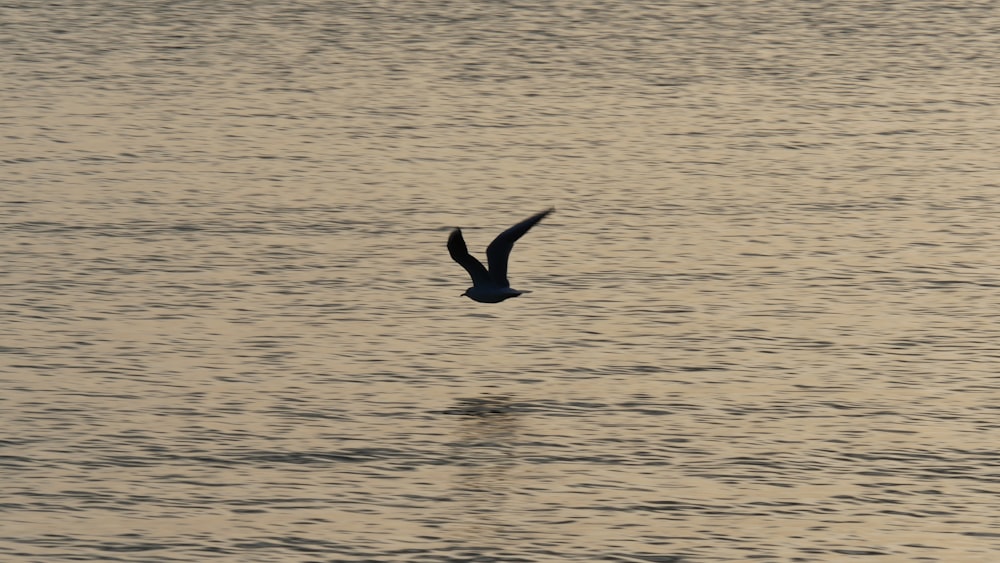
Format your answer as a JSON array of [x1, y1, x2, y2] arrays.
[[447, 208, 554, 303]]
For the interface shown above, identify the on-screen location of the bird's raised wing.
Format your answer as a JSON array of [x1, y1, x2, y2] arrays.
[[486, 208, 554, 288], [448, 228, 491, 286]]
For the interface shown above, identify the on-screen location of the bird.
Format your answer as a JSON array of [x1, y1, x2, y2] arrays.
[[448, 208, 554, 303]]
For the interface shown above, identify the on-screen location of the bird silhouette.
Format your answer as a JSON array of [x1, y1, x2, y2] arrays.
[[447, 208, 554, 303]]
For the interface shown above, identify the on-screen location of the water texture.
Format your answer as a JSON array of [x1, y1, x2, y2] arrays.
[[2, 1, 999, 561]]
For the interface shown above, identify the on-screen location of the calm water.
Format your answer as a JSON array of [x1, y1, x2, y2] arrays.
[[3, 1, 999, 561]]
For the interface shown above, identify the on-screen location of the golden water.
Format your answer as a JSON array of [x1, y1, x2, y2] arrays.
[[3, 1, 999, 561]]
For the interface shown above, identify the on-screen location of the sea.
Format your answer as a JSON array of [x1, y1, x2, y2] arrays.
[[2, 1, 998, 561]]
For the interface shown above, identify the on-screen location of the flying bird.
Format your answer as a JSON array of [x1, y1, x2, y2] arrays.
[[448, 208, 554, 303]]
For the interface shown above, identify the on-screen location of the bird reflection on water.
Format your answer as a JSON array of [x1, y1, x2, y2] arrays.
[[441, 394, 519, 417]]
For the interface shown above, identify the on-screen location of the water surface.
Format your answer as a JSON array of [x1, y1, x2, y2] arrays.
[[3, 1, 999, 561]]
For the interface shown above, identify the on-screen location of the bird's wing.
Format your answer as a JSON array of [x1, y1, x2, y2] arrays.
[[485, 208, 554, 288], [448, 228, 491, 286]]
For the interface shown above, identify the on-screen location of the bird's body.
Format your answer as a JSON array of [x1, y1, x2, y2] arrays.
[[448, 208, 554, 303], [460, 285, 526, 304]]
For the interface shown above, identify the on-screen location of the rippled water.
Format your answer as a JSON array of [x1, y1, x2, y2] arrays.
[[3, 1, 999, 561]]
